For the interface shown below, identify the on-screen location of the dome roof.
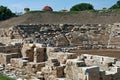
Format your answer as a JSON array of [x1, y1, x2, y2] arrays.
[[43, 6, 53, 11]]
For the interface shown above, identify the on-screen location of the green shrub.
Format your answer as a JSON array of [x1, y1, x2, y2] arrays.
[[0, 74, 15, 80]]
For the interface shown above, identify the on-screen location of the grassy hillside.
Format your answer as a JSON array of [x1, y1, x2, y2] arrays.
[[1, 10, 120, 28]]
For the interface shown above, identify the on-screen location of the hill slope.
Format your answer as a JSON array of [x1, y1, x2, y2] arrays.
[[0, 11, 120, 28]]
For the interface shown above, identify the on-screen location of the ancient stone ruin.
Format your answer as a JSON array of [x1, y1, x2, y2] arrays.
[[65, 54, 120, 80], [2, 23, 120, 48], [0, 23, 120, 80]]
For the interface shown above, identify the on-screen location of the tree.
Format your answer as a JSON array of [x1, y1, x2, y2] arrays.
[[110, 0, 120, 9], [70, 3, 94, 11], [0, 6, 15, 21], [24, 8, 30, 13]]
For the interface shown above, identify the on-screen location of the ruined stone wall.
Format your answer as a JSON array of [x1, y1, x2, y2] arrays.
[[0, 53, 20, 65], [65, 54, 120, 80], [2, 45, 120, 80], [0, 45, 21, 53], [4, 23, 120, 48], [7, 24, 109, 47], [21, 43, 47, 62]]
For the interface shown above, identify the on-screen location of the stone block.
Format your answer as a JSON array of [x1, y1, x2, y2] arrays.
[[84, 59, 94, 66], [56, 78, 65, 80], [102, 57, 117, 64], [46, 59, 60, 67], [27, 62, 45, 73], [114, 61, 120, 67], [10, 58, 18, 67], [56, 66, 65, 78], [36, 71, 44, 79], [10, 58, 28, 68], [81, 54, 93, 60], [34, 47, 46, 63], [65, 58, 100, 80], [92, 55, 103, 62], [81, 66, 100, 80], [65, 52, 77, 59], [0, 53, 12, 65], [48, 52, 77, 64], [104, 74, 112, 80], [19, 60, 28, 68], [99, 70, 106, 80], [11, 53, 20, 58], [21, 44, 34, 61]]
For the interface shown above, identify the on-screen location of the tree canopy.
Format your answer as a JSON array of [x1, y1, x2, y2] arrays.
[[0, 5, 15, 21], [110, 0, 120, 9], [70, 3, 94, 11]]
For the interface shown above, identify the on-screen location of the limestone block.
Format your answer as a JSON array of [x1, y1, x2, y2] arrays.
[[81, 66, 100, 80], [48, 52, 77, 64], [21, 44, 34, 61], [3, 45, 21, 53], [106, 67, 120, 80], [0, 53, 12, 64], [11, 53, 20, 58], [114, 61, 120, 67], [92, 55, 103, 62], [65, 58, 100, 80], [10, 58, 17, 67], [56, 78, 65, 80], [34, 47, 46, 63], [11, 58, 17, 67], [41, 66, 53, 80], [47, 75, 56, 80], [56, 66, 65, 78], [46, 59, 60, 67], [102, 57, 117, 64], [41, 66, 50, 74], [27, 62, 45, 73], [78, 73, 87, 80], [10, 58, 28, 68], [42, 65, 65, 80], [18, 59, 28, 68], [109, 67, 120, 74], [47, 47, 58, 54], [70, 60, 86, 67], [42, 60, 65, 79], [84, 59, 94, 66], [65, 60, 84, 80], [36, 71, 44, 79], [76, 61, 86, 67], [99, 64, 110, 71], [99, 70, 106, 80], [81, 54, 93, 60], [104, 74, 112, 80], [66, 52, 77, 59]]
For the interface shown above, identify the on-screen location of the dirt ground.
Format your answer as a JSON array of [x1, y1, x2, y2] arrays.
[[71, 49, 120, 59]]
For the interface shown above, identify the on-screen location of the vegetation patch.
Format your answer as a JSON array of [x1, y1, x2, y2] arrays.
[[0, 74, 15, 80], [26, 10, 46, 14]]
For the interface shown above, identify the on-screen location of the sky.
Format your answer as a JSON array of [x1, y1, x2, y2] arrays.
[[0, 0, 118, 12]]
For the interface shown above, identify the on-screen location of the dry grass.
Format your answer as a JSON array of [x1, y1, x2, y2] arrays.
[[0, 11, 120, 28]]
